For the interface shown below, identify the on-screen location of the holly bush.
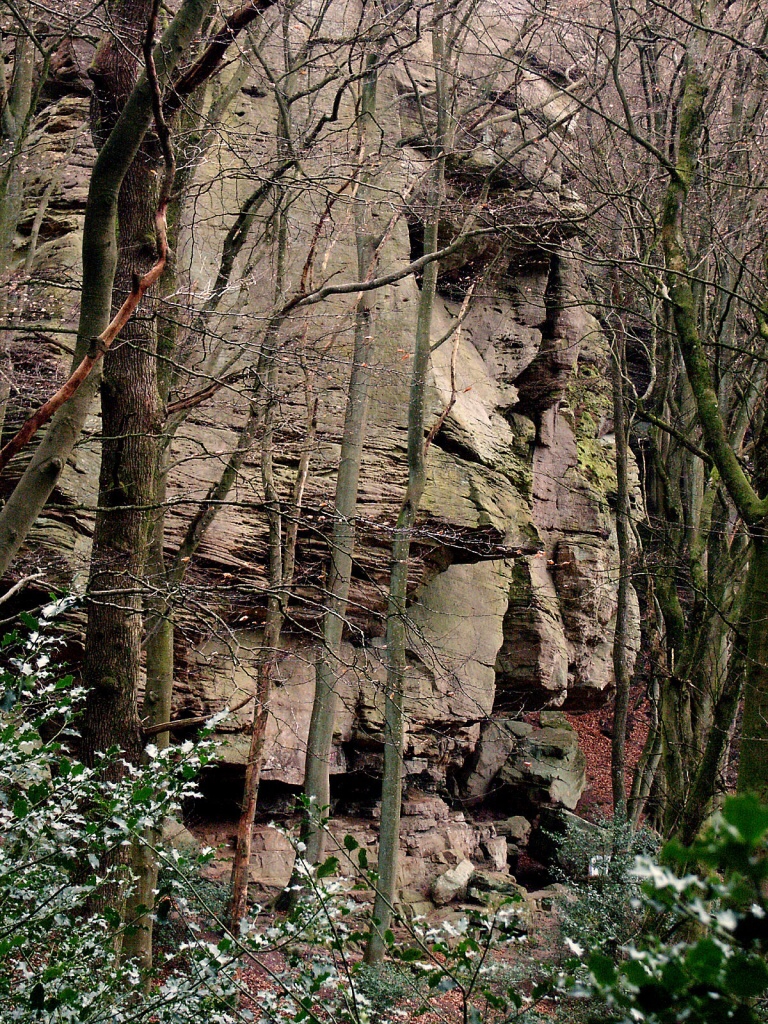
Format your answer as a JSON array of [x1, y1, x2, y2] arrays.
[[583, 794, 768, 1024]]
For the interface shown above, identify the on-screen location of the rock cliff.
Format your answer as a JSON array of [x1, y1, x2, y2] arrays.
[[2, 2, 640, 864]]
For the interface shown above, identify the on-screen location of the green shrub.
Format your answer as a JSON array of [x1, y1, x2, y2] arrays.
[[353, 962, 428, 1018], [553, 814, 660, 957], [579, 795, 768, 1024], [0, 621, 238, 1022]]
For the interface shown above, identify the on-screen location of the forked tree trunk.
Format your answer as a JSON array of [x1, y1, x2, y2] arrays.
[[658, 31, 768, 800]]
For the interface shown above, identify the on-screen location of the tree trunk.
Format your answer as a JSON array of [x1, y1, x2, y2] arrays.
[[364, 154, 444, 969], [0, 16, 37, 440], [301, 314, 375, 869], [301, 55, 379, 872], [0, 0, 212, 578], [228, 330, 284, 928], [79, 0, 160, 771], [79, 153, 162, 951], [228, 178, 311, 929], [658, 32, 768, 800], [610, 309, 632, 818], [77, 0, 217, 964], [738, 538, 768, 798], [678, 623, 744, 842]]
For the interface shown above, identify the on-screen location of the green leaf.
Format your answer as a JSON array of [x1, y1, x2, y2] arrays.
[[399, 947, 423, 962], [589, 954, 617, 987], [13, 797, 28, 819], [19, 612, 38, 630], [343, 834, 359, 851], [316, 856, 339, 879], [686, 938, 724, 983], [722, 794, 768, 845], [358, 848, 368, 870], [725, 954, 768, 998], [103, 906, 122, 929], [661, 959, 688, 994], [28, 782, 49, 804], [624, 960, 651, 989], [636, 983, 674, 1014]]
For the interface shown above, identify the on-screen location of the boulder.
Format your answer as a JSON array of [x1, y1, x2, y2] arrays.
[[459, 719, 533, 801], [397, 889, 434, 921], [498, 719, 586, 810], [482, 836, 509, 872], [495, 815, 532, 845], [528, 883, 571, 912], [431, 859, 475, 906], [466, 871, 532, 931], [468, 870, 522, 897], [162, 817, 201, 856], [460, 716, 586, 812]]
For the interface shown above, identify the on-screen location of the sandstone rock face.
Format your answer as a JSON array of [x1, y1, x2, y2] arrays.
[[6, 3, 640, 884], [459, 713, 586, 812]]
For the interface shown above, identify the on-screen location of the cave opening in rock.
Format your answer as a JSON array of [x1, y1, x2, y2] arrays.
[[183, 765, 304, 827]]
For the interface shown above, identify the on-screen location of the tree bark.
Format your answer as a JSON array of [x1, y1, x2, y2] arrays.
[[364, 15, 447, 952], [0, 0, 213, 579], [658, 33, 768, 799], [610, 302, 632, 818], [301, 54, 379, 873]]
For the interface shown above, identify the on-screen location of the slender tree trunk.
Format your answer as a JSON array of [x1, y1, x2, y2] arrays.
[[738, 538, 768, 798], [228, 168, 317, 927], [301, 55, 379, 871], [228, 355, 316, 930], [364, 118, 445, 967], [678, 622, 744, 842], [302, 315, 375, 868], [629, 676, 662, 827], [610, 307, 632, 819], [0, 19, 37, 440], [121, 449, 173, 969], [228, 325, 283, 928]]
